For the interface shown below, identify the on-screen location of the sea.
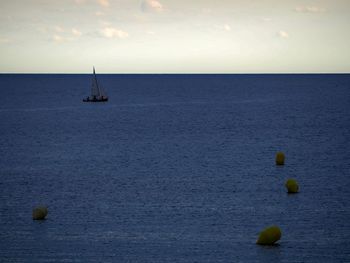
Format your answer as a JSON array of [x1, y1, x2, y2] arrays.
[[0, 74, 349, 262]]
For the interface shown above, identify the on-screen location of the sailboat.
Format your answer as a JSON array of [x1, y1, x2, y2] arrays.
[[83, 67, 108, 102]]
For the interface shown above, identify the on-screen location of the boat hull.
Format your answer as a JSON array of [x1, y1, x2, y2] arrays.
[[83, 98, 108, 102]]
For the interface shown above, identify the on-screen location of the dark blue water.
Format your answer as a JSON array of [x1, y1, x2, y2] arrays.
[[0, 74, 349, 262]]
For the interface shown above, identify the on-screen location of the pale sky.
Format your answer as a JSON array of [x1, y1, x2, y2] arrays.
[[0, 0, 349, 73]]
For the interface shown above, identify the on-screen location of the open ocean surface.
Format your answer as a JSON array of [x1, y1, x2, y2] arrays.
[[0, 74, 349, 262]]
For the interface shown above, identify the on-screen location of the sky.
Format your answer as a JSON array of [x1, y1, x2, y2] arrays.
[[0, 0, 349, 73]]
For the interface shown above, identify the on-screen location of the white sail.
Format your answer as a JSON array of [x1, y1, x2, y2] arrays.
[[91, 67, 100, 98], [99, 85, 107, 97], [83, 67, 108, 102]]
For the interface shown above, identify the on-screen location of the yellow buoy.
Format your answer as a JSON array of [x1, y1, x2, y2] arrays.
[[285, 179, 299, 193], [275, 152, 285, 165], [32, 206, 48, 220], [256, 225, 282, 245]]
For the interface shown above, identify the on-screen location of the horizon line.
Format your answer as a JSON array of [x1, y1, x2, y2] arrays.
[[0, 72, 350, 75], [0, 72, 349, 75]]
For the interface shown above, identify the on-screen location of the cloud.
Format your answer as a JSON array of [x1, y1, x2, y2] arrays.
[[52, 34, 66, 43], [201, 8, 212, 14], [75, 0, 110, 7], [100, 27, 129, 39], [51, 28, 82, 43], [224, 24, 231, 31], [97, 0, 109, 7], [277, 30, 289, 39], [37, 26, 48, 34], [95, 11, 105, 16], [54, 26, 65, 33], [295, 6, 326, 13], [72, 28, 82, 37], [0, 37, 10, 44], [141, 0, 163, 13], [99, 20, 111, 26]]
